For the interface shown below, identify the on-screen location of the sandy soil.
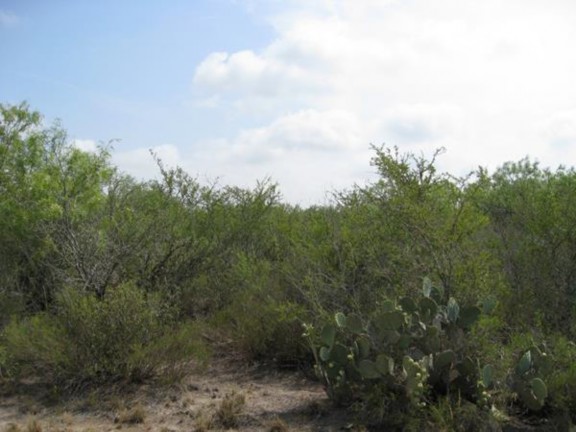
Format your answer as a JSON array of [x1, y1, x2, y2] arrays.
[[0, 359, 356, 432]]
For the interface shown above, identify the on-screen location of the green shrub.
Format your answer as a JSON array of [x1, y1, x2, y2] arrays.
[[1, 282, 208, 385], [210, 253, 309, 366], [214, 295, 308, 366], [1, 313, 68, 379], [540, 335, 576, 423], [128, 320, 210, 383], [0, 290, 25, 329]]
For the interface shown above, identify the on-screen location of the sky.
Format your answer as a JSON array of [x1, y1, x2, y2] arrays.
[[2, 0, 576, 205]]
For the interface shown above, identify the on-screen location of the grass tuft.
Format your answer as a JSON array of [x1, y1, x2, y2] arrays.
[[114, 403, 146, 425], [214, 391, 246, 429], [266, 416, 290, 432]]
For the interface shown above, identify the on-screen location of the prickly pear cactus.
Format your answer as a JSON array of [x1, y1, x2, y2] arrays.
[[304, 276, 494, 412], [510, 347, 550, 411], [402, 355, 429, 406]]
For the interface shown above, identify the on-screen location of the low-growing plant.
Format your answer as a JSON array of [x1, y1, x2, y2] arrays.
[[530, 335, 576, 423], [211, 255, 309, 365], [115, 404, 146, 425], [427, 397, 499, 432], [26, 419, 42, 432], [1, 282, 208, 385], [304, 277, 502, 426], [266, 416, 289, 432], [509, 346, 550, 411], [128, 320, 210, 384], [214, 391, 246, 429]]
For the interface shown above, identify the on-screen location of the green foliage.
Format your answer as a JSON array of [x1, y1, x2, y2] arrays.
[[545, 336, 576, 422], [211, 253, 308, 365], [476, 159, 576, 334], [340, 146, 497, 304], [427, 397, 499, 432], [0, 102, 115, 308], [1, 283, 207, 384], [304, 279, 489, 426], [4, 103, 576, 427], [1, 313, 68, 379], [507, 345, 551, 411], [128, 320, 210, 384]]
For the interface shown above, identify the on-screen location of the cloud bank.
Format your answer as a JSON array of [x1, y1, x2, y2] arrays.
[[125, 0, 576, 204]]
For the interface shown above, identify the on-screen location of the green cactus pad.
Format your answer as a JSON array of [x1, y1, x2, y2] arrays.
[[457, 356, 476, 377], [447, 298, 460, 323], [379, 330, 401, 345], [398, 334, 412, 350], [374, 310, 405, 330], [355, 336, 370, 359], [319, 346, 331, 362], [530, 346, 553, 375], [434, 350, 455, 371], [425, 325, 439, 337], [402, 355, 421, 375], [530, 377, 547, 402], [516, 350, 532, 376], [421, 355, 433, 372], [346, 313, 364, 334], [481, 364, 494, 388], [358, 359, 381, 379], [332, 344, 350, 364], [335, 312, 347, 328], [422, 277, 433, 298], [324, 362, 342, 381], [376, 354, 395, 375], [518, 386, 544, 411], [431, 284, 445, 303], [419, 297, 438, 320], [400, 297, 418, 313], [320, 324, 336, 348]]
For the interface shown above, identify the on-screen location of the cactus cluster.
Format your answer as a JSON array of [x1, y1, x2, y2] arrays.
[[510, 346, 550, 411], [304, 277, 553, 419], [304, 277, 493, 409]]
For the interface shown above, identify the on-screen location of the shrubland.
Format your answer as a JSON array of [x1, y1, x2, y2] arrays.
[[2, 102, 576, 429]]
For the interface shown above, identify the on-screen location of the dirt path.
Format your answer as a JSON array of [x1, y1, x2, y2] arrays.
[[0, 360, 354, 432]]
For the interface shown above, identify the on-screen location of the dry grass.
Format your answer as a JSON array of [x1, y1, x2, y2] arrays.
[[215, 391, 246, 428], [26, 419, 41, 432], [193, 407, 215, 432], [266, 416, 290, 432], [2, 420, 43, 432], [114, 403, 146, 425], [192, 391, 247, 431]]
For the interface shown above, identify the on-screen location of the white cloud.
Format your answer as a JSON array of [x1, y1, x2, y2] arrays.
[[72, 139, 98, 153], [233, 109, 362, 158], [383, 104, 464, 146], [0, 10, 19, 27], [112, 144, 180, 181], [177, 109, 373, 204], [185, 0, 576, 203], [193, 49, 323, 100], [541, 110, 576, 148]]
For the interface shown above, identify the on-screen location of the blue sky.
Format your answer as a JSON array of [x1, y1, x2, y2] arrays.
[[3, 0, 576, 204], [1, 0, 272, 142]]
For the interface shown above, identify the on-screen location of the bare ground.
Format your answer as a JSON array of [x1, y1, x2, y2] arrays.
[[0, 359, 356, 432]]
